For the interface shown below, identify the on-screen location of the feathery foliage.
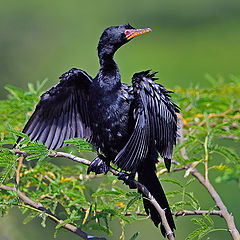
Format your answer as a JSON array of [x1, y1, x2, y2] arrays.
[[0, 76, 239, 239]]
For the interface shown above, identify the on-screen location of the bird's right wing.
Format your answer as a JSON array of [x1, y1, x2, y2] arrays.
[[114, 71, 179, 172], [16, 68, 93, 150]]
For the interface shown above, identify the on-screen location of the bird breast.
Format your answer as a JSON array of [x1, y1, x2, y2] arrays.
[[89, 88, 133, 158]]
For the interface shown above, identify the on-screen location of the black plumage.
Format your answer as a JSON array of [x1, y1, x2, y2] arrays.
[[17, 24, 179, 237]]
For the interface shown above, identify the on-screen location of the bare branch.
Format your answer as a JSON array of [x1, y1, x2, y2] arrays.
[[84, 207, 223, 217], [133, 181, 175, 240], [16, 155, 24, 185], [173, 210, 223, 217], [0, 184, 106, 240], [190, 169, 240, 240], [67, 200, 223, 217], [177, 118, 240, 240]]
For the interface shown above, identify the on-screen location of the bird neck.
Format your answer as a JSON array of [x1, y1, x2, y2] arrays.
[[97, 52, 121, 91]]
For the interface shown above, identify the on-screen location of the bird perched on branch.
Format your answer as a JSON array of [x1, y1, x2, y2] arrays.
[[17, 24, 179, 236]]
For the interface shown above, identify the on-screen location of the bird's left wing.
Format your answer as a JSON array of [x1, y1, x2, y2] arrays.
[[114, 70, 179, 172], [16, 68, 93, 150]]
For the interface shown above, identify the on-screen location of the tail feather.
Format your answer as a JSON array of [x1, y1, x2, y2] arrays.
[[138, 161, 175, 237]]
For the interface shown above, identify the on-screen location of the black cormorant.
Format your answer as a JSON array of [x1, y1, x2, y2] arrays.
[[17, 24, 179, 236]]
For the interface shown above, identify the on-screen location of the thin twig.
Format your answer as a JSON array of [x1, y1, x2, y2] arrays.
[[84, 205, 223, 218], [204, 135, 209, 181], [173, 210, 223, 217], [16, 155, 24, 185], [83, 207, 223, 217], [0, 184, 106, 240], [61, 193, 223, 217], [197, 107, 233, 127]]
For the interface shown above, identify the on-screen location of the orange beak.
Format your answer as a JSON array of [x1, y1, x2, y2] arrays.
[[125, 28, 152, 40]]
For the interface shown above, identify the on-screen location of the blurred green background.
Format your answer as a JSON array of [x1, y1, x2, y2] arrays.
[[0, 0, 240, 239]]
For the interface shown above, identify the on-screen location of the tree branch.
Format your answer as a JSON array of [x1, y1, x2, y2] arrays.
[[0, 184, 106, 240], [173, 210, 223, 217], [82, 207, 223, 217], [190, 169, 240, 240], [15, 150, 175, 240], [62, 190, 223, 217], [177, 117, 240, 240], [15, 145, 240, 240]]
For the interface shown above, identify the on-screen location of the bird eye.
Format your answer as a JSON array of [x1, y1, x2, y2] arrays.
[[125, 30, 130, 35]]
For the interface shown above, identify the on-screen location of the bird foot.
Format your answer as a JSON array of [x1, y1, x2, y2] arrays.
[[87, 155, 109, 175], [118, 172, 137, 189]]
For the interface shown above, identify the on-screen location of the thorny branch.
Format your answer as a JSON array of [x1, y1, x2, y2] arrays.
[[52, 151, 240, 240], [14, 150, 176, 239], [178, 116, 240, 240], [62, 191, 223, 218], [3, 150, 227, 240], [190, 169, 240, 240], [16, 155, 23, 185], [5, 138, 239, 240], [9, 106, 240, 240], [0, 184, 106, 240], [44, 151, 176, 240]]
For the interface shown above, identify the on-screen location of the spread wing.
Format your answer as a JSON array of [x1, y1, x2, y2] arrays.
[[16, 68, 93, 150], [114, 70, 179, 172]]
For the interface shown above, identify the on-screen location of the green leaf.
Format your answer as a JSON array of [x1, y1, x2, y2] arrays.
[[124, 194, 141, 212], [25, 153, 47, 161], [8, 128, 30, 140], [204, 112, 210, 131], [166, 190, 182, 197], [41, 214, 47, 228], [64, 138, 94, 152], [36, 78, 48, 93], [198, 227, 214, 239], [23, 212, 39, 224], [55, 218, 72, 229], [101, 209, 130, 223], [174, 201, 192, 208], [191, 218, 208, 228], [0, 150, 18, 184], [128, 232, 139, 240], [185, 178, 196, 187], [184, 192, 200, 209], [190, 125, 207, 133], [92, 190, 122, 198], [125, 192, 140, 197], [53, 228, 60, 238], [0, 138, 16, 145], [160, 178, 183, 188], [90, 223, 112, 235], [203, 214, 214, 227], [4, 85, 24, 99], [186, 228, 204, 240], [22, 141, 48, 153], [211, 145, 239, 163]]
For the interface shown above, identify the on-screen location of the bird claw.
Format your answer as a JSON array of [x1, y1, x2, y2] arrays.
[[87, 155, 109, 175], [118, 172, 136, 189]]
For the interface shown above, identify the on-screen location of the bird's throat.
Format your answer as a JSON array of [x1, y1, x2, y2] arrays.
[[97, 55, 121, 90]]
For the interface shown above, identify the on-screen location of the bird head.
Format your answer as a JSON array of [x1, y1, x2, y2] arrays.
[[98, 24, 152, 58]]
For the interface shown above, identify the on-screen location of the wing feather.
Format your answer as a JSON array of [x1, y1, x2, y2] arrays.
[[50, 112, 64, 150], [45, 118, 57, 148], [114, 70, 179, 172], [16, 68, 93, 150]]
